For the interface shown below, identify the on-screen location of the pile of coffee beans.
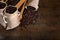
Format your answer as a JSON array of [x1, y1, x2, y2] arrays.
[[6, 0, 20, 6], [0, 2, 6, 9], [6, 6, 17, 14], [20, 8, 39, 27]]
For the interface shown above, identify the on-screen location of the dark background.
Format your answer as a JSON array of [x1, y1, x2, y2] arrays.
[[0, 0, 60, 40]]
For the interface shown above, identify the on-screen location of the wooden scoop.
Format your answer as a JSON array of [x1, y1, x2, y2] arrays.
[[16, 0, 26, 21]]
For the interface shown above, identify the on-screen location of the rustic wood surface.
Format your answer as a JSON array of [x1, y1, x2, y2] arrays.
[[0, 0, 60, 40]]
